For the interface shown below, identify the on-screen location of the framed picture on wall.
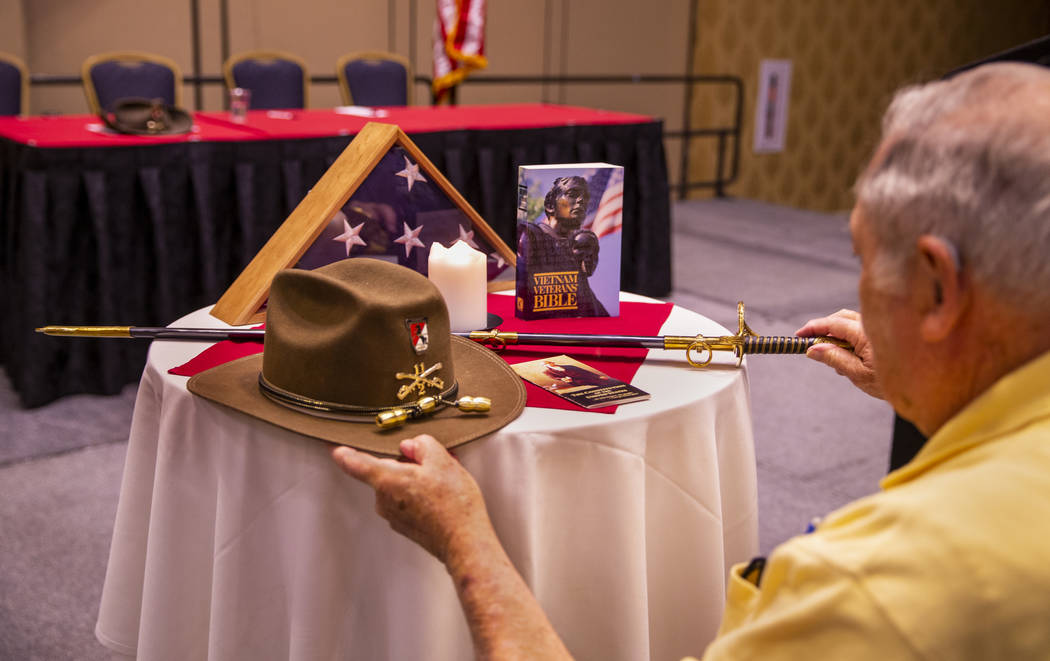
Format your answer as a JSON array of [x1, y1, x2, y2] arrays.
[[753, 59, 793, 153]]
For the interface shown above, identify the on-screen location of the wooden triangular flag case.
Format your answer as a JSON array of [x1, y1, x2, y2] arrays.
[[211, 122, 516, 326]]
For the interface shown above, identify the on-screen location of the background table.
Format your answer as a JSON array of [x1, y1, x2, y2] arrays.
[[95, 295, 757, 661], [0, 104, 671, 406]]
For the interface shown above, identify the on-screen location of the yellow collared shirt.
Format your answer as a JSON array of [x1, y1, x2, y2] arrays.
[[699, 349, 1050, 660]]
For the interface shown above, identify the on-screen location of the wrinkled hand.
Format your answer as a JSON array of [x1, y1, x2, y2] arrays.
[[796, 309, 883, 400], [331, 435, 492, 564]]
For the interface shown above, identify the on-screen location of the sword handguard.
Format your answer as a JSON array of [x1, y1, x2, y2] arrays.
[[664, 302, 851, 368]]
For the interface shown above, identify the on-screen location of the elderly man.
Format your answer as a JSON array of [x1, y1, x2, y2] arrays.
[[332, 62, 1050, 659]]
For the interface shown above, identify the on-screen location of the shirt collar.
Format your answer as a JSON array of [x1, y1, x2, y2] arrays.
[[881, 348, 1050, 490]]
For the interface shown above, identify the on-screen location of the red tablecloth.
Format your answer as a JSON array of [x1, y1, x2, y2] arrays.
[[0, 104, 656, 148], [196, 105, 655, 139], [0, 114, 254, 147], [170, 294, 674, 413]]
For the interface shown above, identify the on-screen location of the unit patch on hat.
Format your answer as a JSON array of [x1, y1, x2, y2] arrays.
[[406, 318, 429, 354]]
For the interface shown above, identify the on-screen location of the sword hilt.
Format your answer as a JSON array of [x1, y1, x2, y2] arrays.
[[678, 303, 853, 368]]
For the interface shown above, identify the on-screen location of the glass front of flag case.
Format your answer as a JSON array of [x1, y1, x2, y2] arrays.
[[297, 145, 511, 283]]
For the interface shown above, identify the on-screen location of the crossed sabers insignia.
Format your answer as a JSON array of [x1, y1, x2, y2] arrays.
[[396, 362, 445, 400]]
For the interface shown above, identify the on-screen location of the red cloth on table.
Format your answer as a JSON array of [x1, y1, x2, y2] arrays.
[[0, 105, 655, 149], [170, 295, 674, 413], [193, 105, 655, 141], [483, 295, 672, 412], [168, 325, 265, 377], [0, 114, 258, 148]]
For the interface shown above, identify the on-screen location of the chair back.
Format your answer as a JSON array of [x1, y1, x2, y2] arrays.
[[337, 51, 411, 106], [82, 51, 182, 114], [0, 52, 29, 116], [224, 50, 309, 110]]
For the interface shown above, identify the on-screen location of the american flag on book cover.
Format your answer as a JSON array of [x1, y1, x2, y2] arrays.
[[295, 144, 510, 282], [433, 0, 488, 101], [583, 167, 624, 239]]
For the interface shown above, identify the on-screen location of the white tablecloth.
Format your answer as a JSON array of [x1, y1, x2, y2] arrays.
[[96, 295, 757, 661]]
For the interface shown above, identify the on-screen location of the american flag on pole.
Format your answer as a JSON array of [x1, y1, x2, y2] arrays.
[[433, 0, 488, 102], [588, 166, 624, 239]]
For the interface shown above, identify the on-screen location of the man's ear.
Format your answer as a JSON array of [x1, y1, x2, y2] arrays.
[[915, 235, 966, 342]]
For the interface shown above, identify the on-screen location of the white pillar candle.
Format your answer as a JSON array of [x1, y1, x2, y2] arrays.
[[428, 240, 487, 332]]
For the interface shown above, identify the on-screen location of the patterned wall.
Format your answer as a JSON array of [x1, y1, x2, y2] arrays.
[[689, 0, 1049, 211]]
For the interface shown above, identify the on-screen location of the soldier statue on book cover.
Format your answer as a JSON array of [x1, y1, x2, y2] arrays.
[[516, 175, 609, 317]]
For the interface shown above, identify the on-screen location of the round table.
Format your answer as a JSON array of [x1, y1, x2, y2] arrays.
[[96, 295, 757, 661]]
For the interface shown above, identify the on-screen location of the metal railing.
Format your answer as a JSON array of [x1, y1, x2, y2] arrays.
[[28, 70, 743, 198], [429, 73, 743, 198]]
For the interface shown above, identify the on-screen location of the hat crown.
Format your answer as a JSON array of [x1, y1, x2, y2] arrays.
[[262, 259, 453, 409]]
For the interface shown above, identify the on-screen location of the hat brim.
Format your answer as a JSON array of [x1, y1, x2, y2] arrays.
[[187, 336, 526, 455]]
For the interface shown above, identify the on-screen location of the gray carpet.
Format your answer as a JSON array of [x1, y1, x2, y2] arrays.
[[0, 442, 126, 661], [664, 199, 893, 553], [0, 198, 894, 659], [0, 374, 137, 467]]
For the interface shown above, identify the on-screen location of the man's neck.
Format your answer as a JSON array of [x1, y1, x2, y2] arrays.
[[919, 293, 1050, 437]]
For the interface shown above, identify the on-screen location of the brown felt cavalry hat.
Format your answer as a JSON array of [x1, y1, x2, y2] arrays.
[[188, 258, 526, 455], [100, 97, 193, 135]]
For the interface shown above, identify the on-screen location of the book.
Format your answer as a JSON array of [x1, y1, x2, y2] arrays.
[[515, 163, 623, 320], [512, 355, 650, 409]]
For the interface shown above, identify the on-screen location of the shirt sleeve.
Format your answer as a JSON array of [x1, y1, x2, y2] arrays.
[[699, 542, 920, 661]]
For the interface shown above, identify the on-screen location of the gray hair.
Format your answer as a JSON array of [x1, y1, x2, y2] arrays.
[[855, 62, 1050, 310]]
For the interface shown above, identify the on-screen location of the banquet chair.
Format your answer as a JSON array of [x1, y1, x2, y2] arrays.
[[82, 51, 182, 114], [0, 52, 29, 116], [336, 51, 412, 106], [223, 50, 309, 110]]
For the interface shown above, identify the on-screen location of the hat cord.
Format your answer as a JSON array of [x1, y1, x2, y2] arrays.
[[258, 373, 456, 416], [376, 391, 491, 429], [258, 375, 490, 429]]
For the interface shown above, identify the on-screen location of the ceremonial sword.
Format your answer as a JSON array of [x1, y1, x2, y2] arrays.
[[36, 302, 851, 368]]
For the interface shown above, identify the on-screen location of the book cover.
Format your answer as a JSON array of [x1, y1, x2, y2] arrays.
[[515, 163, 623, 320], [512, 354, 650, 409]]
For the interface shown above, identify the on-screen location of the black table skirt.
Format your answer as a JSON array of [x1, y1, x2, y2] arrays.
[[1, 121, 671, 407]]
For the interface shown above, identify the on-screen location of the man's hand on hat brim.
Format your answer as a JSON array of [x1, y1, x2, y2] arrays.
[[332, 436, 574, 660], [331, 435, 492, 564]]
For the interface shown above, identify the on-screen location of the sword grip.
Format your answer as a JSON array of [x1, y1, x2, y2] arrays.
[[742, 335, 851, 354], [742, 336, 814, 354]]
